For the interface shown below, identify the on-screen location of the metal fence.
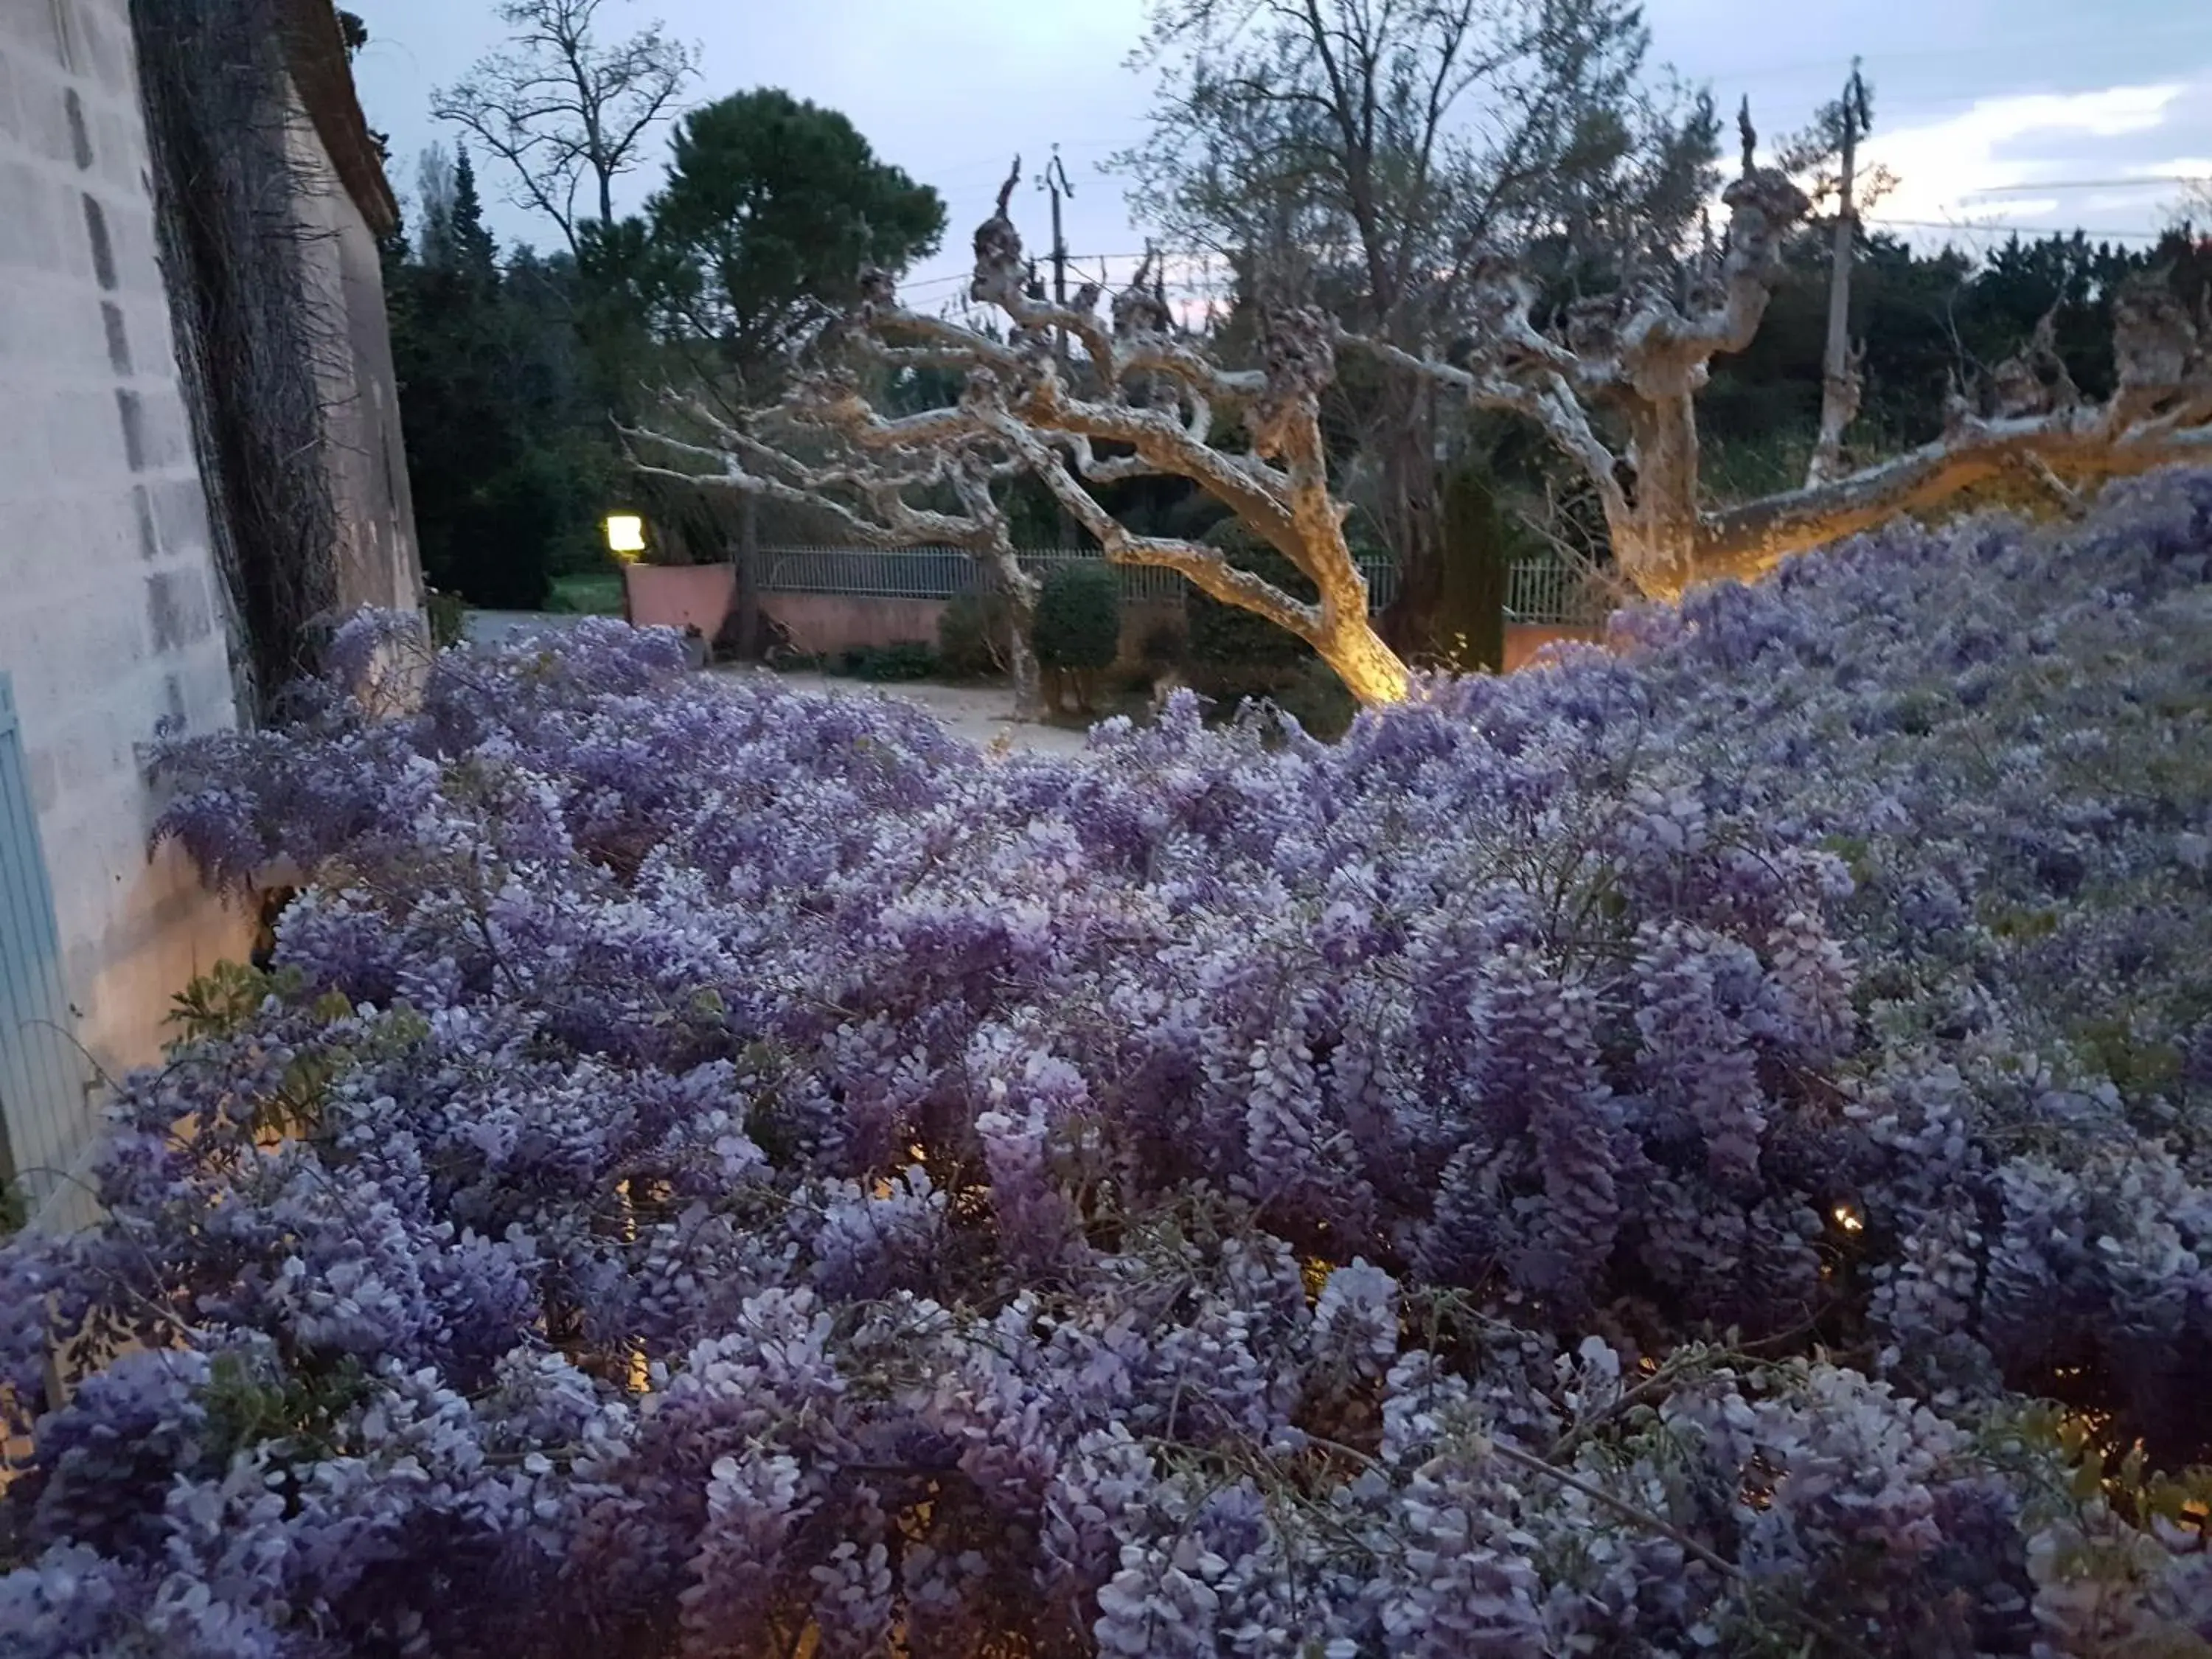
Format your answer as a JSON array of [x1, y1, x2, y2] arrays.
[[1505, 560, 1615, 627], [757, 546, 1402, 613], [0, 673, 94, 1228]]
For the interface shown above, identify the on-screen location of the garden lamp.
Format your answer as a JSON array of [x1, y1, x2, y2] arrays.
[[604, 512, 647, 560]]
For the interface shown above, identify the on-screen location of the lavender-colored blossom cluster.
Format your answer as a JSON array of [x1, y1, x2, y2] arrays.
[[4, 473, 2211, 1655]]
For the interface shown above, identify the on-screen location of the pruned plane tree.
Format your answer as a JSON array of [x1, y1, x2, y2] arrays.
[[627, 114, 2212, 709]]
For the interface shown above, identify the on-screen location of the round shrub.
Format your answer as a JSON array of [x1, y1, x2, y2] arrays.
[[835, 639, 939, 681], [1138, 618, 1186, 667], [1183, 521, 1314, 676], [937, 591, 1011, 679], [1030, 560, 1120, 673], [422, 587, 467, 648]]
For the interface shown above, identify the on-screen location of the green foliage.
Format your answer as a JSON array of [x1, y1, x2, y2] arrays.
[[546, 570, 627, 616], [456, 448, 581, 609], [1031, 563, 1121, 674], [383, 149, 642, 613], [424, 588, 467, 647], [1270, 658, 1358, 740], [937, 591, 1011, 680], [168, 961, 304, 1048], [643, 89, 945, 380], [1138, 619, 1187, 667], [386, 91, 945, 617], [201, 1349, 375, 1466], [1184, 524, 1315, 681], [1436, 465, 1509, 672], [167, 963, 368, 1138], [1697, 224, 2212, 480], [835, 641, 939, 681]]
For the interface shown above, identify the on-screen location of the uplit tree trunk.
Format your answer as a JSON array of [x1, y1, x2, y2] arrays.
[[1361, 105, 2212, 603]]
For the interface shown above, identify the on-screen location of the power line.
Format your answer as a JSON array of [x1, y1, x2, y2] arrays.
[[897, 207, 2188, 301], [1865, 215, 2174, 242], [897, 271, 974, 292], [1961, 177, 2206, 194]]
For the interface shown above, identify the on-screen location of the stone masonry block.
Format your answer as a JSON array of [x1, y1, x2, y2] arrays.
[[0, 161, 63, 270], [0, 3, 65, 66], [0, 47, 22, 145], [13, 59, 78, 169], [76, 2, 132, 97], [148, 476, 211, 560], [146, 567, 213, 652], [131, 386, 191, 472]]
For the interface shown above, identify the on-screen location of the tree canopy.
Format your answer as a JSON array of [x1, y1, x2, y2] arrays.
[[383, 148, 611, 608], [397, 3, 948, 603], [1121, 0, 1722, 653], [640, 89, 947, 387]]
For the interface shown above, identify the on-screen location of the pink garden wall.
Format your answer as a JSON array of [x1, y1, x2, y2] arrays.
[[625, 563, 1601, 677]]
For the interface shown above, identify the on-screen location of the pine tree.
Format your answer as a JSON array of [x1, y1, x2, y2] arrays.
[[448, 147, 498, 285]]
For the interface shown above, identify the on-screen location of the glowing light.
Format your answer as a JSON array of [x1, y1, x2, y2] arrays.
[[604, 513, 647, 558], [1832, 1203, 1865, 1234]]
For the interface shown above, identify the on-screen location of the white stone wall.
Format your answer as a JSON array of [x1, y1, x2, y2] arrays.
[[0, 0, 254, 1222]]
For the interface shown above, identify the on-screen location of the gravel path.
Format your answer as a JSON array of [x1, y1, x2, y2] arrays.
[[463, 611, 588, 648], [722, 669, 1096, 757], [461, 615, 1093, 757]]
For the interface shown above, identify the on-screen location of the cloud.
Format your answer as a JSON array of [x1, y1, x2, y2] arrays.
[[1857, 80, 2200, 243], [352, 0, 2212, 264]]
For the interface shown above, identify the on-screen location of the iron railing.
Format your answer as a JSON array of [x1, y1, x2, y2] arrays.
[[1504, 560, 1615, 627], [751, 546, 1621, 625], [755, 546, 1401, 613]]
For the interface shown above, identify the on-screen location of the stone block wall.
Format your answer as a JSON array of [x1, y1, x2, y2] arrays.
[[0, 0, 254, 1222]]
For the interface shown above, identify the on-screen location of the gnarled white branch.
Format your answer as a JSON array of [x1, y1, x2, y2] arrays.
[[628, 126, 2211, 703]]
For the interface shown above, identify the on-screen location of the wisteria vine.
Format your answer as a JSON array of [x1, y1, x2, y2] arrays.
[[3, 473, 2211, 1655]]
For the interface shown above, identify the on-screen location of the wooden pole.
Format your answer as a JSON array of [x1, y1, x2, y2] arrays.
[[1808, 62, 1868, 487]]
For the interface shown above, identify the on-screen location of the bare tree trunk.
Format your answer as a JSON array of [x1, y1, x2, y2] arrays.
[[1806, 67, 1866, 487], [991, 550, 1045, 722], [1006, 627, 1044, 723], [732, 491, 762, 659]]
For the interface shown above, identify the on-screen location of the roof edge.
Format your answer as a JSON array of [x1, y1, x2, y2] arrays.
[[277, 0, 400, 237]]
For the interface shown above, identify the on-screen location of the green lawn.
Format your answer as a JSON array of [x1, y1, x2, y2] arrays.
[[545, 570, 627, 616]]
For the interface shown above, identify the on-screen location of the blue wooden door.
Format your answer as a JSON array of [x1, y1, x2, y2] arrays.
[[0, 675, 90, 1222]]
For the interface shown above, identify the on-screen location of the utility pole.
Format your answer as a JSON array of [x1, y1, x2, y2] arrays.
[[1809, 60, 1871, 487], [1037, 145, 1075, 374]]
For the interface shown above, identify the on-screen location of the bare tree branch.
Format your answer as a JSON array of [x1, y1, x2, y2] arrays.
[[431, 0, 696, 253], [628, 105, 2212, 706], [628, 172, 1411, 703]]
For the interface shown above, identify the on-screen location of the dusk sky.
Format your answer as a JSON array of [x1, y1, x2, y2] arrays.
[[347, 0, 2212, 304]]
